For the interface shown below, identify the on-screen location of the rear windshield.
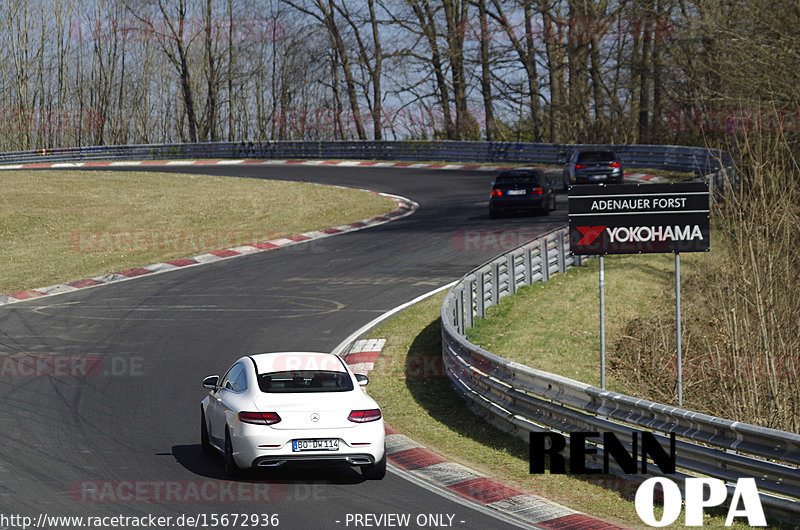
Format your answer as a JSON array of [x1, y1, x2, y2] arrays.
[[257, 370, 354, 393], [495, 172, 542, 185], [577, 151, 617, 163]]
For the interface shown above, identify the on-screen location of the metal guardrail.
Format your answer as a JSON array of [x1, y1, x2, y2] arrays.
[[0, 140, 729, 174], [440, 227, 800, 516]]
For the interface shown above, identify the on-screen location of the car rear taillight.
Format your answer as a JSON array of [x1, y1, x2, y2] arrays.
[[491, 189, 502, 196], [238, 411, 281, 425], [348, 409, 382, 423], [575, 164, 587, 169], [531, 188, 543, 195], [609, 162, 621, 168]]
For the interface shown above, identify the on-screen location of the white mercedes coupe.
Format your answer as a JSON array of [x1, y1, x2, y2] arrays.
[[201, 351, 386, 479]]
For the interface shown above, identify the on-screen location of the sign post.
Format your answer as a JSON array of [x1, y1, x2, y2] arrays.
[[568, 183, 710, 404], [675, 253, 682, 406], [599, 256, 606, 389]]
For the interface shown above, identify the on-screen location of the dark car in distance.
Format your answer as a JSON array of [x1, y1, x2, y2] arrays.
[[489, 168, 556, 218], [563, 149, 624, 189]]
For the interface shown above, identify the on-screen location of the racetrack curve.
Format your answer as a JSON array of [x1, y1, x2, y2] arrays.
[[0, 165, 568, 529]]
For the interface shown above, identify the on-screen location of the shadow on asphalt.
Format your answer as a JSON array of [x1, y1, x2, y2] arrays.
[[170, 444, 365, 484]]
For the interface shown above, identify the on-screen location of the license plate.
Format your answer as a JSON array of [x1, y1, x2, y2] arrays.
[[590, 175, 605, 180], [507, 189, 526, 195], [292, 438, 339, 451]]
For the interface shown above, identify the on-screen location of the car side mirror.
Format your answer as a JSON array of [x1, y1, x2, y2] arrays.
[[203, 375, 219, 389], [355, 374, 369, 387]]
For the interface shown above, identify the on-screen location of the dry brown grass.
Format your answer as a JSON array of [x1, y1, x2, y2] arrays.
[[612, 136, 800, 432], [0, 170, 396, 294]]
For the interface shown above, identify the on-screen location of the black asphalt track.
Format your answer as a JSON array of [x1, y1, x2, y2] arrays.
[[0, 165, 568, 529]]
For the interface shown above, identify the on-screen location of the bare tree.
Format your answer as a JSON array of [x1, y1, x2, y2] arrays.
[[487, 0, 544, 141], [331, 0, 387, 139], [280, 0, 367, 139], [124, 0, 201, 142], [475, 0, 495, 140]]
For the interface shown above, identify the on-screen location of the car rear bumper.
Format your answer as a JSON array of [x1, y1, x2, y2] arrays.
[[252, 453, 377, 468], [232, 421, 385, 469], [490, 196, 547, 211], [573, 170, 623, 184]]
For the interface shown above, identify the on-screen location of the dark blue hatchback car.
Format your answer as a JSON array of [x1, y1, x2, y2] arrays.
[[489, 169, 556, 218]]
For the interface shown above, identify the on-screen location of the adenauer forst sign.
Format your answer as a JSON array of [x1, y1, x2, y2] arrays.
[[568, 183, 710, 255]]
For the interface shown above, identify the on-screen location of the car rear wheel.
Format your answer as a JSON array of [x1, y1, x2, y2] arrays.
[[489, 205, 500, 219], [361, 452, 386, 480], [201, 408, 213, 455], [540, 194, 555, 215], [224, 429, 241, 477]]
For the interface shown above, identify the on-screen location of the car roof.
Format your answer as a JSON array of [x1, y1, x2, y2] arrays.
[[246, 351, 348, 374], [498, 167, 540, 174], [574, 149, 617, 155], [496, 168, 542, 177]]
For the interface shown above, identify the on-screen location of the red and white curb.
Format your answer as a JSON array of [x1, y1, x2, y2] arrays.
[[0, 159, 519, 172], [0, 158, 662, 182], [341, 339, 628, 529], [624, 172, 666, 183], [341, 338, 385, 375], [0, 191, 417, 308]]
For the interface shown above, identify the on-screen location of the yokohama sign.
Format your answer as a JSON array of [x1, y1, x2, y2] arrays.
[[568, 183, 710, 254]]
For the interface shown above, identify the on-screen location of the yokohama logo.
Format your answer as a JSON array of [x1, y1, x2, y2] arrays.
[[577, 225, 704, 245], [576, 226, 607, 245]]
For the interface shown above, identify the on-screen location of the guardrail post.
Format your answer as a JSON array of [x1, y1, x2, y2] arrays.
[[455, 288, 465, 334], [540, 236, 550, 282], [465, 277, 475, 329], [476, 271, 485, 318], [491, 262, 500, 306], [507, 254, 516, 295], [557, 231, 566, 274], [524, 247, 532, 285]]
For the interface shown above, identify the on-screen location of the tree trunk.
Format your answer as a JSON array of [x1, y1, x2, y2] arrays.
[[477, 0, 494, 140], [442, 0, 469, 139]]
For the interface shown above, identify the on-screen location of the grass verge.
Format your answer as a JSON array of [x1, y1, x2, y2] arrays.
[[0, 170, 396, 294], [625, 167, 696, 181], [466, 252, 699, 393], [365, 289, 754, 529]]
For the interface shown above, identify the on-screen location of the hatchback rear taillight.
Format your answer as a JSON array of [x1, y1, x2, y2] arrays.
[[348, 409, 382, 423], [491, 189, 502, 196], [238, 411, 281, 425], [531, 188, 543, 195], [609, 162, 621, 168], [575, 163, 587, 169]]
